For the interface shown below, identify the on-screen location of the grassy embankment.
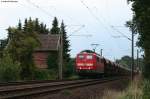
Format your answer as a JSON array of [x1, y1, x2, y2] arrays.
[[100, 75, 150, 99]]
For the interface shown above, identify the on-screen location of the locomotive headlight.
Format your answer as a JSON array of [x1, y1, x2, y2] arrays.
[[77, 63, 84, 66], [86, 63, 93, 66]]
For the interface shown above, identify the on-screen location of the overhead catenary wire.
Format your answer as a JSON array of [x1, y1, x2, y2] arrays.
[[80, 0, 131, 41], [80, 0, 135, 62], [4, 0, 90, 39], [80, 0, 122, 50], [79, 0, 115, 37], [80, 0, 109, 31], [25, 0, 54, 17], [111, 26, 131, 41], [25, 0, 89, 37], [69, 25, 85, 34], [69, 34, 92, 38], [79, 0, 131, 52]]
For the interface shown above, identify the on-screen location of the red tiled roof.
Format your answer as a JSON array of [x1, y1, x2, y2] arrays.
[[35, 34, 60, 51]]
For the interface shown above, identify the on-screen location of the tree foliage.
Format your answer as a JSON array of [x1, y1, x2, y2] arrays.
[[47, 18, 71, 78], [63, 58, 76, 77], [127, 0, 150, 79], [0, 39, 8, 58], [4, 17, 71, 80], [33, 69, 57, 80], [47, 17, 60, 72], [60, 21, 70, 63], [116, 55, 144, 71], [47, 52, 58, 71], [0, 54, 21, 82], [60, 21, 71, 77], [6, 18, 50, 80], [50, 17, 60, 34], [116, 56, 132, 69], [143, 80, 150, 99]]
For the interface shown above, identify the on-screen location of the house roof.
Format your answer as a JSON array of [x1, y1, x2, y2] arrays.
[[35, 34, 60, 51]]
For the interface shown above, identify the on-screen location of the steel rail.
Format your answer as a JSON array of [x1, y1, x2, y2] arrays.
[[0, 79, 80, 86], [0, 77, 121, 99]]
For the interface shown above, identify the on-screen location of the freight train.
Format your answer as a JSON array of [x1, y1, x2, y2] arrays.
[[75, 50, 131, 77]]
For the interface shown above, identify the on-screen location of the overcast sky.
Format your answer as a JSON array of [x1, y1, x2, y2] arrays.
[[0, 0, 139, 60]]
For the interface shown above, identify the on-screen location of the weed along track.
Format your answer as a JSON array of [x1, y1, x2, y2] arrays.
[[0, 77, 124, 99]]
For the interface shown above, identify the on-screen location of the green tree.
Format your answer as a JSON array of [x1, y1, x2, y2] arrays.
[[34, 18, 40, 32], [23, 18, 49, 34], [23, 18, 28, 32], [7, 28, 24, 62], [47, 17, 60, 76], [60, 21, 71, 77], [64, 58, 76, 77], [0, 54, 21, 82], [50, 17, 60, 34], [116, 55, 144, 71], [60, 21, 70, 62], [39, 23, 49, 34], [6, 19, 40, 80], [116, 56, 132, 69], [47, 53, 58, 71], [0, 39, 8, 58], [18, 20, 22, 30], [127, 0, 150, 79]]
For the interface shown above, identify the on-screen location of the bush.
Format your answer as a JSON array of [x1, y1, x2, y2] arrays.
[[0, 55, 21, 82], [33, 69, 58, 80], [142, 80, 150, 99], [47, 53, 58, 70], [64, 59, 76, 78]]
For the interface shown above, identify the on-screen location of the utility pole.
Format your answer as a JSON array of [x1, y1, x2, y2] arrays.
[[137, 49, 139, 69], [58, 31, 63, 80], [111, 25, 135, 80], [0, 40, 2, 58], [131, 25, 134, 81]]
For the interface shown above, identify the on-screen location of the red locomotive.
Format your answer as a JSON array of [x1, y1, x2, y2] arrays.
[[75, 50, 130, 76]]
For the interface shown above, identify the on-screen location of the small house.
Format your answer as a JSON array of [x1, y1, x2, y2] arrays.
[[33, 34, 60, 69]]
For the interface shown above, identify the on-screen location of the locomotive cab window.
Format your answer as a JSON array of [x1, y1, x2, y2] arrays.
[[86, 55, 93, 59], [78, 55, 84, 59]]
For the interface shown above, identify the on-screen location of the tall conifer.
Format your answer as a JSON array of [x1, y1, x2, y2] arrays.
[[18, 20, 22, 31], [50, 17, 60, 34], [60, 21, 70, 62]]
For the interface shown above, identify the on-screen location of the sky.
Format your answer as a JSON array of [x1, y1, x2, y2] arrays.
[[0, 0, 139, 60]]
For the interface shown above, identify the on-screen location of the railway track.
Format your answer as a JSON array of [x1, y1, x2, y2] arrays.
[[0, 77, 122, 99]]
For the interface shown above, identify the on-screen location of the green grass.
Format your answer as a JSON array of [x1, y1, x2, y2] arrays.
[[101, 75, 144, 99], [67, 75, 79, 80], [142, 80, 150, 99]]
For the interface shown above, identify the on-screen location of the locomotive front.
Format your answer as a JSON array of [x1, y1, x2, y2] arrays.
[[75, 51, 100, 76], [76, 53, 96, 70]]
